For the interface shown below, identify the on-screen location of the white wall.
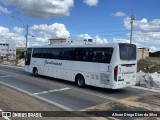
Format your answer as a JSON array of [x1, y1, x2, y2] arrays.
[[0, 43, 16, 59], [137, 48, 149, 60]]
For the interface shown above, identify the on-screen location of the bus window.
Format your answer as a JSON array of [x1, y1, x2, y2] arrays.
[[32, 48, 40, 58], [75, 49, 81, 61], [94, 51, 102, 62], [41, 48, 51, 58], [33, 48, 51, 59], [62, 48, 75, 60], [84, 48, 93, 62], [75, 48, 113, 63], [119, 43, 136, 60], [50, 48, 62, 59], [93, 48, 113, 63]]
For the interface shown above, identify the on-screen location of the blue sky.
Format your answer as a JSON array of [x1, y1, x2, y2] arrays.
[[0, 0, 160, 52]]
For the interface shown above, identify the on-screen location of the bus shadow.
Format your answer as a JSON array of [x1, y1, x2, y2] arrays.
[[32, 75, 126, 95], [86, 85, 126, 94]]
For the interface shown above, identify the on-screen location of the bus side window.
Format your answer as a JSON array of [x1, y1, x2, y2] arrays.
[[102, 48, 113, 63], [70, 49, 76, 60], [92, 52, 96, 62], [51, 48, 62, 59], [33, 48, 40, 58], [84, 49, 93, 62], [83, 51, 88, 61], [87, 53, 93, 62], [102, 53, 110, 63], [95, 52, 102, 62], [62, 48, 75, 60], [75, 49, 80, 61], [77, 49, 85, 61]]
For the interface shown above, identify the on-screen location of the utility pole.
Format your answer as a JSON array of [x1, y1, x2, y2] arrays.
[[25, 25, 28, 51], [130, 9, 135, 44], [11, 16, 29, 51]]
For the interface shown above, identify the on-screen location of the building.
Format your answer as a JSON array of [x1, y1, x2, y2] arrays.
[[0, 43, 16, 60], [137, 48, 149, 60], [49, 38, 96, 45], [49, 38, 73, 45]]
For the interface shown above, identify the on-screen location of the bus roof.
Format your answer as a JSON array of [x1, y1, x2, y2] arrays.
[[28, 43, 134, 49]]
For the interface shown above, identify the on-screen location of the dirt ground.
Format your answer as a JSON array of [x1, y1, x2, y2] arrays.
[[137, 57, 160, 73], [0, 84, 93, 120]]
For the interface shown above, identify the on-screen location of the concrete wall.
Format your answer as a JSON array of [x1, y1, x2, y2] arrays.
[[49, 38, 73, 45], [137, 48, 149, 60]]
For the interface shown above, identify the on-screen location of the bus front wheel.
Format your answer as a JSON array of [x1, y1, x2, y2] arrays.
[[33, 68, 39, 77], [75, 75, 85, 88]]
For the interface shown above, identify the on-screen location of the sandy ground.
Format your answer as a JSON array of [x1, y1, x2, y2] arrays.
[[137, 57, 160, 73], [0, 84, 93, 120]]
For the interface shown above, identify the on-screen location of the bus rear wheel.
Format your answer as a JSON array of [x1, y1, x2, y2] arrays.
[[33, 68, 39, 77], [76, 75, 85, 88]]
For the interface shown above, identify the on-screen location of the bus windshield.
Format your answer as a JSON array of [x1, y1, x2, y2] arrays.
[[25, 48, 32, 65], [119, 43, 136, 60]]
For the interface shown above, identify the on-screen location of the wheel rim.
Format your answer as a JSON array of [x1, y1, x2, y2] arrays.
[[35, 69, 38, 75], [78, 78, 84, 86]]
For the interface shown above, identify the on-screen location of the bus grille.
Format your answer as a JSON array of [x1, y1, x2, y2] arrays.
[[100, 73, 110, 85]]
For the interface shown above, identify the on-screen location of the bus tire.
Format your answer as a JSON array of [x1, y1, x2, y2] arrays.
[[33, 68, 39, 77], [75, 74, 85, 88]]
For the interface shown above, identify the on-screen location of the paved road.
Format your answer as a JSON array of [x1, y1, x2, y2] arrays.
[[0, 65, 160, 113]]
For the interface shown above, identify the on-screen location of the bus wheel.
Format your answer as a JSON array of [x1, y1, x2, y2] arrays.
[[76, 75, 85, 88], [33, 68, 39, 77]]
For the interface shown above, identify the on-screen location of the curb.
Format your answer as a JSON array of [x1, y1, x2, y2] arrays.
[[131, 86, 160, 93], [0, 64, 24, 69]]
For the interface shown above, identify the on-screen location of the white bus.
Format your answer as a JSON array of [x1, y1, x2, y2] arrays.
[[25, 43, 137, 89]]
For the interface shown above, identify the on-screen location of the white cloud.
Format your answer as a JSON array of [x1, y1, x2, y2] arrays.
[[113, 37, 141, 47], [28, 42, 40, 47], [112, 11, 126, 17], [94, 35, 108, 44], [131, 31, 160, 45], [113, 38, 130, 43], [0, 23, 71, 46], [31, 23, 70, 42], [0, 0, 74, 19], [0, 26, 25, 47], [13, 27, 24, 33], [0, 26, 10, 33], [35, 37, 48, 43], [83, 0, 98, 6], [123, 17, 160, 51], [150, 46, 157, 52], [124, 17, 160, 32], [0, 5, 11, 14], [77, 34, 92, 40], [0, 26, 15, 40], [149, 46, 160, 52]]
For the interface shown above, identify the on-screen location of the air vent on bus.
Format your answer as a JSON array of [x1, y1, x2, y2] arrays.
[[114, 66, 118, 82]]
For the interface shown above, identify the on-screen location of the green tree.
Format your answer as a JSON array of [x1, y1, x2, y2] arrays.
[[16, 47, 25, 59]]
